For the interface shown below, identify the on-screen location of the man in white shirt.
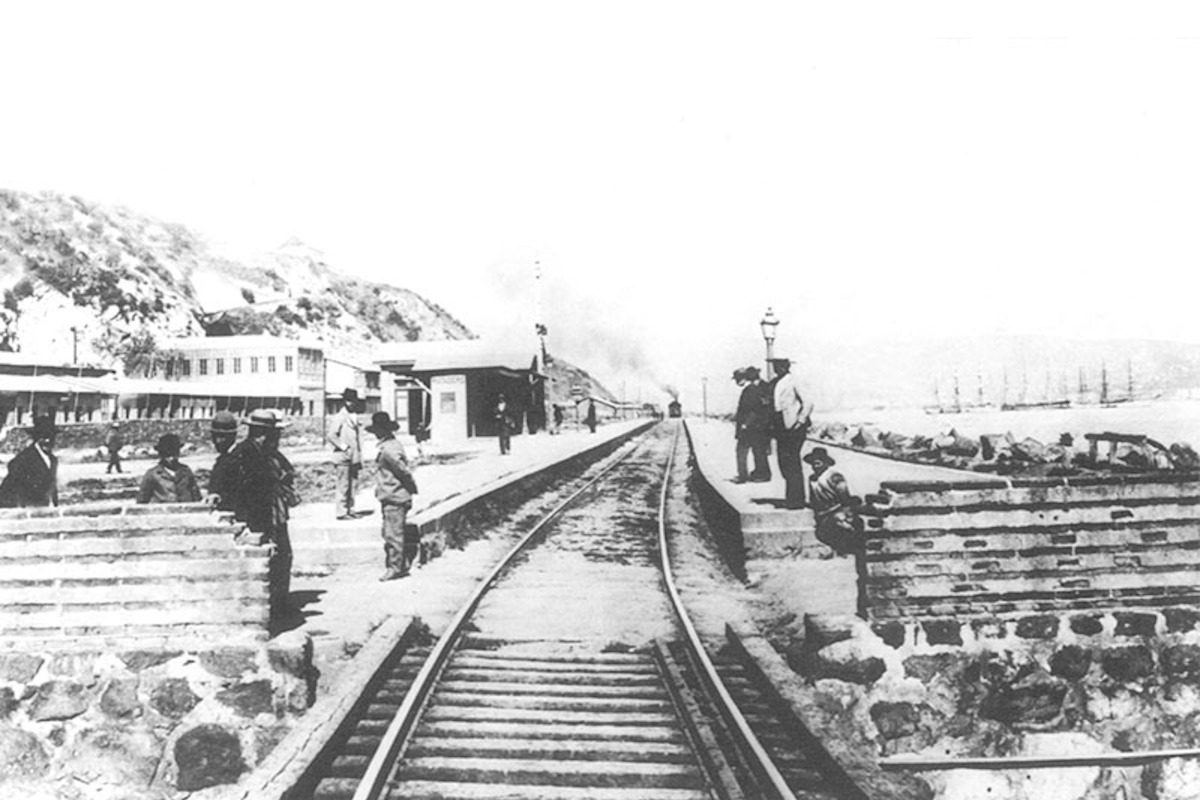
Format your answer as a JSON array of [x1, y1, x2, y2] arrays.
[[327, 388, 364, 520], [771, 358, 813, 509]]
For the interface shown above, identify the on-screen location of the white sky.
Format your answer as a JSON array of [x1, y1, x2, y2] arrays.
[[3, 2, 1200, 411]]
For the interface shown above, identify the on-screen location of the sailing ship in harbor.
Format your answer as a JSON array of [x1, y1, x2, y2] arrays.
[[999, 369, 1070, 412], [924, 373, 997, 415]]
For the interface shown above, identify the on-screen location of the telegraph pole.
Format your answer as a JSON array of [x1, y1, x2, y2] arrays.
[[701, 378, 708, 421]]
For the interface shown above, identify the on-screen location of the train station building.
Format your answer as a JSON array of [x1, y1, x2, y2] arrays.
[[375, 339, 546, 443]]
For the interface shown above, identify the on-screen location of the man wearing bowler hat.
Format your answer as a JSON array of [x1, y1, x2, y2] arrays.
[[805, 446, 863, 555], [232, 409, 298, 626], [206, 411, 240, 510], [367, 411, 420, 581], [771, 357, 813, 509], [0, 416, 59, 507], [327, 387, 364, 520]]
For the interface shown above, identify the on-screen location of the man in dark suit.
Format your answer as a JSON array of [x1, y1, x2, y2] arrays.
[[0, 416, 59, 507]]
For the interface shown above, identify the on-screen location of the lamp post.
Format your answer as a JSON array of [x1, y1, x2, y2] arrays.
[[760, 307, 780, 380]]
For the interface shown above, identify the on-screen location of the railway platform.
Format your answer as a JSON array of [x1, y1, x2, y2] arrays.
[[684, 417, 977, 619]]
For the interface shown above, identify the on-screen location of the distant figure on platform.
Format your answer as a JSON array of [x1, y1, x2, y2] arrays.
[[368, 411, 420, 581], [328, 388, 364, 520], [805, 447, 862, 555], [206, 411, 241, 510], [585, 399, 598, 433], [105, 422, 125, 474], [734, 366, 773, 483], [137, 434, 202, 504], [232, 409, 298, 625], [552, 404, 565, 435], [771, 358, 813, 509], [0, 416, 59, 508], [495, 394, 512, 455]]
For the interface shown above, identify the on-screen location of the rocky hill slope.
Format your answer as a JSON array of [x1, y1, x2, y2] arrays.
[[0, 190, 473, 371]]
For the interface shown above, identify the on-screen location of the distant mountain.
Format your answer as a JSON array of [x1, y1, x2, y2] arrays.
[[0, 190, 474, 371], [543, 352, 618, 407]]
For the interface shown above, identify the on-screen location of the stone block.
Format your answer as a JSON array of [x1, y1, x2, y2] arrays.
[[268, 631, 313, 678], [120, 650, 182, 672], [1049, 646, 1093, 681], [149, 678, 199, 719], [1162, 644, 1200, 681], [1113, 612, 1158, 637], [0, 725, 49, 780], [1101, 645, 1155, 682], [100, 678, 140, 718], [1163, 606, 1200, 634], [872, 621, 905, 649], [47, 652, 98, 678], [870, 701, 922, 740], [29, 680, 89, 722], [980, 673, 1068, 728], [904, 653, 965, 685], [217, 680, 274, 717], [199, 648, 258, 679], [922, 619, 963, 646], [804, 614, 857, 650], [174, 724, 245, 791], [1016, 615, 1060, 640], [1069, 615, 1104, 636], [0, 653, 44, 683], [971, 618, 1007, 640]]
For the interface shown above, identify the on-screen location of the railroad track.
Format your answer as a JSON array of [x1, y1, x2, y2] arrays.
[[301, 422, 858, 800]]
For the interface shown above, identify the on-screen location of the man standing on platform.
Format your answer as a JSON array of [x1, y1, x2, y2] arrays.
[[328, 388, 363, 520], [367, 411, 419, 581], [232, 410, 298, 627], [206, 411, 240, 510], [137, 434, 202, 504], [734, 366, 773, 483], [0, 416, 58, 508], [771, 358, 813, 509]]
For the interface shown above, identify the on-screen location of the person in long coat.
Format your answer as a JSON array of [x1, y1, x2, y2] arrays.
[[231, 410, 298, 626], [734, 366, 773, 482], [585, 399, 598, 433], [0, 416, 58, 508], [206, 411, 240, 510], [104, 422, 124, 474]]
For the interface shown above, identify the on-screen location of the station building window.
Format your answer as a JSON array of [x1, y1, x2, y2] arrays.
[[285, 356, 294, 372], [268, 356, 276, 373], [181, 359, 191, 377], [199, 359, 208, 376], [233, 358, 242, 374], [216, 358, 225, 376], [250, 357, 259, 373]]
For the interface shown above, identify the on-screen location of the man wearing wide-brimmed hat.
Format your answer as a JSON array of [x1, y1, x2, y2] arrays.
[[366, 411, 419, 581], [733, 366, 773, 483], [0, 416, 58, 508], [804, 446, 862, 556], [327, 387, 364, 520], [137, 433, 202, 504], [231, 409, 298, 626]]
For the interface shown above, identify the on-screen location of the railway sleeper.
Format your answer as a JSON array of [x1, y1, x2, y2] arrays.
[[385, 781, 711, 800], [395, 755, 706, 789]]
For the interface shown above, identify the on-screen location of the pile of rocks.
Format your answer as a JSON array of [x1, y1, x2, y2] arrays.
[[812, 421, 1199, 477]]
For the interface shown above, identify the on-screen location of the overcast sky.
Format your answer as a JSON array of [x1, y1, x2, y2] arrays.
[[3, 2, 1199, 412]]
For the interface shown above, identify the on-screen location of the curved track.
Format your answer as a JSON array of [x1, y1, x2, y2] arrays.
[[305, 422, 855, 800]]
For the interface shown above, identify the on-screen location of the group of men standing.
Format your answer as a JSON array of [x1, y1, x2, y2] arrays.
[[732, 357, 813, 509], [732, 358, 862, 555]]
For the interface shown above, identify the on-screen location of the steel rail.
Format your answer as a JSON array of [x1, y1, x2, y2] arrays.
[[349, 430, 653, 800], [656, 422, 799, 800]]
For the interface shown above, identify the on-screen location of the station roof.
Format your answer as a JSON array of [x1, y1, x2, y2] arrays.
[[376, 339, 543, 376], [114, 377, 302, 398]]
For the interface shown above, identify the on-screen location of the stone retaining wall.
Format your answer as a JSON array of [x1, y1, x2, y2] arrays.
[[861, 472, 1200, 622], [0, 501, 269, 650]]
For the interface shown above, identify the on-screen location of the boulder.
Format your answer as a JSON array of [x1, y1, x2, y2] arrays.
[[0, 654, 43, 684], [870, 701, 922, 740], [1169, 442, 1200, 470], [1163, 645, 1200, 682], [100, 678, 140, 718], [216, 680, 274, 717], [199, 648, 258, 679], [1101, 645, 1155, 683], [1011, 438, 1049, 463], [979, 672, 1068, 728], [1049, 646, 1093, 681], [28, 680, 89, 721], [852, 426, 883, 449], [0, 725, 49, 781], [149, 678, 199, 719], [174, 724, 245, 791]]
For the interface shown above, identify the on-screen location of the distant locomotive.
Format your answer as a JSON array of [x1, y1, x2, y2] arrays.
[[667, 400, 682, 418]]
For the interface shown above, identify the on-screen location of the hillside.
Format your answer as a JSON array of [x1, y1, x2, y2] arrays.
[[544, 353, 618, 407], [0, 190, 474, 371]]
